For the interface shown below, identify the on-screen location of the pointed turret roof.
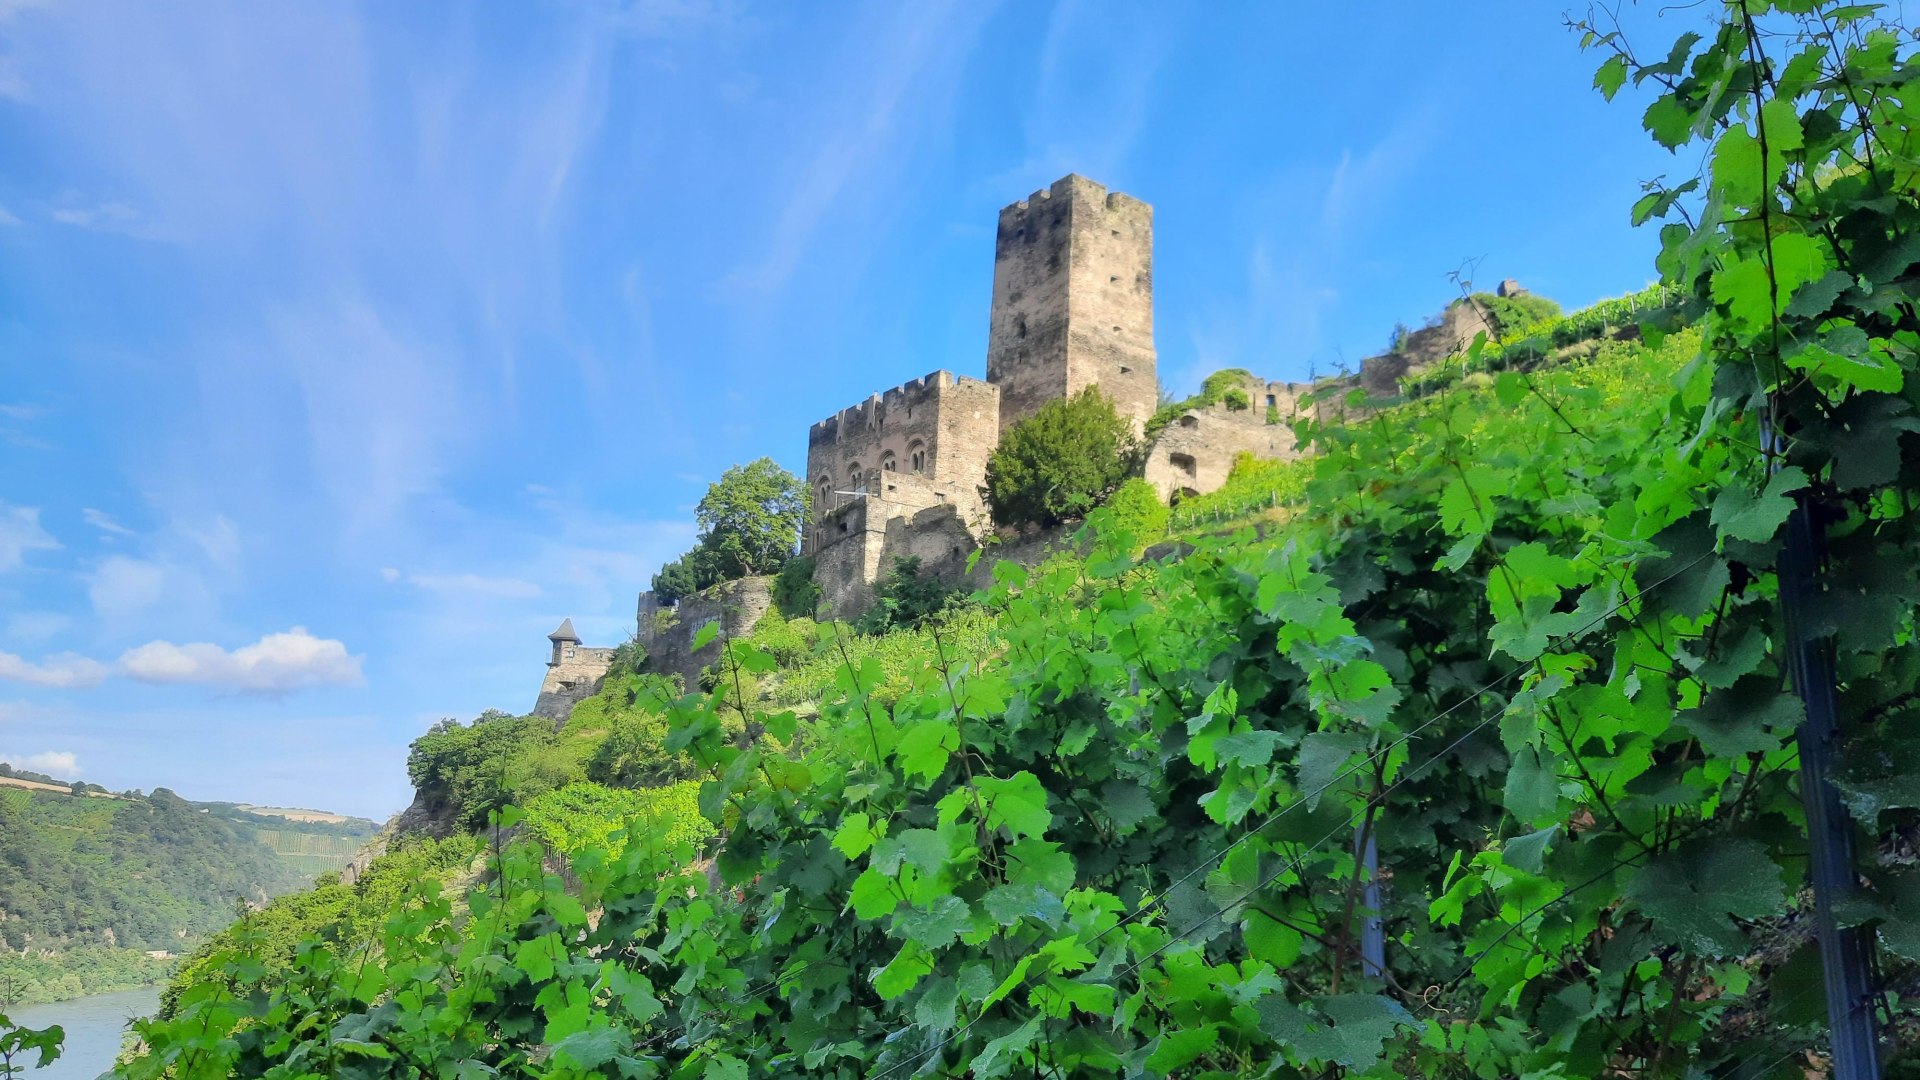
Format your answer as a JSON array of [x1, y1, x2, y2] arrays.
[[548, 618, 579, 643]]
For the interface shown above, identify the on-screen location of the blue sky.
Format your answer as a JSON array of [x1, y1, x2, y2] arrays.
[[0, 0, 1709, 819]]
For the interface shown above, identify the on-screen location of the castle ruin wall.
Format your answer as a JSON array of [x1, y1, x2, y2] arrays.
[[634, 576, 776, 690], [1358, 300, 1495, 397], [1144, 375, 1313, 502]]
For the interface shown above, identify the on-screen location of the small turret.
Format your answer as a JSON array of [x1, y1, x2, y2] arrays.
[[548, 618, 579, 666]]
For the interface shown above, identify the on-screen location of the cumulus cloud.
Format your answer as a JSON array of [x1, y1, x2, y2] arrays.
[[0, 628, 362, 694], [0, 651, 110, 688], [118, 628, 363, 693], [0, 502, 59, 571], [0, 750, 79, 777]]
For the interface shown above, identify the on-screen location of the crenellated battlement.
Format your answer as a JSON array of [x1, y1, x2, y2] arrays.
[[998, 174, 1147, 223], [808, 370, 997, 447]]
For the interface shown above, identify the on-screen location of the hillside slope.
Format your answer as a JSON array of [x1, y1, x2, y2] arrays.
[[0, 776, 377, 1006]]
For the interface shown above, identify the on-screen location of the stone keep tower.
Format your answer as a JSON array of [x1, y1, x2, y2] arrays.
[[985, 174, 1158, 434]]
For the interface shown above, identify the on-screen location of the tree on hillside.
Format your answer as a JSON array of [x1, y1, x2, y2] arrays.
[[696, 458, 809, 578], [983, 387, 1141, 530], [652, 458, 809, 605]]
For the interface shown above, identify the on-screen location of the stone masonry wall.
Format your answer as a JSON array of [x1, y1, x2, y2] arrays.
[[1144, 375, 1312, 501], [1358, 300, 1494, 397], [635, 576, 775, 690], [985, 175, 1157, 436], [813, 497, 887, 620], [804, 370, 999, 555], [533, 645, 616, 722], [812, 495, 980, 622]]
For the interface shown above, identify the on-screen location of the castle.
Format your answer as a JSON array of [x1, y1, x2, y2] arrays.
[[802, 173, 1340, 618], [534, 173, 1501, 709]]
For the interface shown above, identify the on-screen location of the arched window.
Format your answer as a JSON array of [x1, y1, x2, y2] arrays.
[[907, 440, 926, 474], [881, 451, 897, 473], [847, 462, 864, 493], [815, 475, 832, 514]]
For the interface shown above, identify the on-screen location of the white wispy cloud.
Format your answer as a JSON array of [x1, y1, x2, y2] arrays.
[[78, 513, 238, 633], [0, 205, 20, 226], [385, 570, 543, 599], [0, 503, 60, 571], [0, 750, 79, 777], [5, 612, 71, 642], [0, 628, 363, 694], [0, 651, 110, 688], [990, 0, 1165, 192], [719, 0, 999, 297], [82, 508, 134, 536], [1179, 104, 1444, 384], [87, 555, 169, 623], [48, 199, 169, 240]]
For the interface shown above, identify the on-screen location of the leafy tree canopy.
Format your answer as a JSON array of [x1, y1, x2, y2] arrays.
[[652, 458, 809, 605], [984, 387, 1141, 529]]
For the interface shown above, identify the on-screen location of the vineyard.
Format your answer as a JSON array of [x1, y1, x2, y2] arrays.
[[3, 3, 1914, 1078]]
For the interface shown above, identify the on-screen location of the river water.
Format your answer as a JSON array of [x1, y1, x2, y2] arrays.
[[6, 987, 158, 1079]]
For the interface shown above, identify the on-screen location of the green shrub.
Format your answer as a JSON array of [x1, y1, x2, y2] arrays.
[[856, 556, 960, 634], [772, 556, 820, 619], [571, 674, 699, 788], [1145, 368, 1255, 437], [749, 609, 822, 667], [984, 387, 1141, 529], [522, 781, 713, 856], [1096, 478, 1169, 547], [1470, 291, 1561, 338]]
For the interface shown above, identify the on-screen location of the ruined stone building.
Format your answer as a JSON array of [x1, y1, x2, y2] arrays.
[[624, 172, 1507, 632], [531, 618, 615, 721], [799, 175, 1174, 617]]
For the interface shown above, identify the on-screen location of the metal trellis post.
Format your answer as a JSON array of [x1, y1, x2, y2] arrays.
[[1777, 478, 1883, 1079], [1354, 818, 1384, 980]]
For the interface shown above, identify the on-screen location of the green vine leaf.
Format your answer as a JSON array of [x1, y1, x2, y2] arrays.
[[1710, 466, 1807, 543], [1626, 838, 1788, 956]]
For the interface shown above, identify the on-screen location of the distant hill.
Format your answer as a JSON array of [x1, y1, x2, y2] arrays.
[[0, 763, 379, 1006]]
